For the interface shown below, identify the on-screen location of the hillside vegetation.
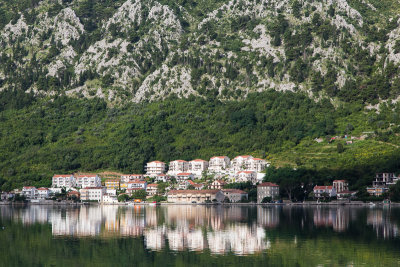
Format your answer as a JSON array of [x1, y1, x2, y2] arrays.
[[0, 91, 399, 190]]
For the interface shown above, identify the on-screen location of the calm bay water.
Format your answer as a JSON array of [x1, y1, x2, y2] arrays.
[[1, 205, 400, 266]]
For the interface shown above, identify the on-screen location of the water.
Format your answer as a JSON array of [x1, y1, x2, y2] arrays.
[[0, 205, 400, 266]]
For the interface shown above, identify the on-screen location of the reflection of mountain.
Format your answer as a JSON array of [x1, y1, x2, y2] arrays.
[[1, 205, 400, 254]]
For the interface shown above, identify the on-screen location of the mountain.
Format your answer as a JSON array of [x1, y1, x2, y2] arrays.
[[0, 0, 400, 104], [0, 0, 400, 190]]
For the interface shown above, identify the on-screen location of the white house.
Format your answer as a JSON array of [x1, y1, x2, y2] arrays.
[[146, 161, 166, 177], [146, 184, 158, 196], [208, 156, 230, 173], [102, 194, 118, 204], [236, 171, 257, 184], [189, 159, 209, 178], [37, 188, 50, 199], [121, 174, 144, 183], [52, 174, 75, 188], [168, 160, 189, 176], [176, 173, 194, 182], [231, 155, 253, 172], [80, 187, 106, 202], [22, 186, 37, 199], [248, 158, 269, 172], [178, 180, 190, 190], [313, 186, 337, 199], [155, 173, 169, 183], [127, 180, 147, 190], [75, 174, 102, 188], [257, 182, 280, 203], [209, 180, 227, 190]]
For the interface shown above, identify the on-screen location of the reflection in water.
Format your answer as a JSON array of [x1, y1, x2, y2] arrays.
[[1, 205, 400, 255]]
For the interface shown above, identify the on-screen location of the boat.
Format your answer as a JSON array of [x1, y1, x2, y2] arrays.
[[149, 201, 159, 206], [369, 202, 376, 207]]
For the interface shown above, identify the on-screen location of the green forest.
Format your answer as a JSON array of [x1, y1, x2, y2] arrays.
[[0, 89, 399, 191]]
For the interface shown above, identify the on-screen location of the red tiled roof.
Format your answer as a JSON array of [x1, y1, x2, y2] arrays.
[[238, 171, 255, 174], [252, 158, 264, 161], [235, 155, 252, 159], [191, 159, 207, 162], [314, 186, 333, 190], [53, 174, 73, 178], [147, 184, 158, 187], [222, 189, 247, 194], [168, 189, 221, 195], [258, 182, 279, 187], [211, 156, 227, 159], [128, 180, 146, 184], [172, 160, 187, 162], [23, 186, 36, 189], [213, 180, 226, 184], [148, 161, 165, 164], [37, 187, 48, 190], [187, 180, 196, 185], [157, 173, 166, 176], [333, 180, 347, 183], [177, 173, 192, 176], [76, 174, 98, 178]]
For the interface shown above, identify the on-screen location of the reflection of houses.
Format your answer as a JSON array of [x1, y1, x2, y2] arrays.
[[167, 190, 225, 203], [313, 208, 349, 232], [257, 206, 280, 228], [367, 209, 399, 239]]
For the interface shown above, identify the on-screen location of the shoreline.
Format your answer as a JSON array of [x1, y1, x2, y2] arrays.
[[1, 201, 399, 207]]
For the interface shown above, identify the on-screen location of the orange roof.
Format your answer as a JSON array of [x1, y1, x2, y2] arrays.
[[252, 158, 264, 161], [177, 173, 192, 176], [122, 174, 143, 176], [238, 171, 255, 174], [148, 161, 165, 164], [258, 182, 279, 187], [314, 185, 333, 190], [172, 160, 187, 162], [23, 186, 36, 189], [147, 184, 158, 187], [333, 180, 347, 183], [53, 174, 73, 178], [211, 156, 227, 159], [187, 180, 196, 185], [222, 189, 247, 194], [37, 187, 48, 190], [157, 173, 167, 176], [213, 180, 226, 184], [128, 180, 146, 184], [191, 159, 207, 162], [235, 155, 252, 159], [76, 174, 98, 178]]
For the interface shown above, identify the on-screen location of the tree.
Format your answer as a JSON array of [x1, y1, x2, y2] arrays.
[[337, 142, 344, 153], [262, 196, 272, 203], [131, 189, 147, 200], [389, 181, 400, 202], [118, 194, 130, 202]]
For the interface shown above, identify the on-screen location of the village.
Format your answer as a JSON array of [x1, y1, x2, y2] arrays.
[[0, 155, 398, 205]]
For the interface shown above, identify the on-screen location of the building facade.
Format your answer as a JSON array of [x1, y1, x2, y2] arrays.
[[313, 186, 337, 199], [168, 160, 189, 176], [52, 174, 75, 188], [333, 180, 348, 193], [121, 174, 144, 183], [167, 190, 225, 203], [209, 180, 226, 190], [146, 184, 158, 196], [105, 179, 120, 190], [231, 155, 253, 172], [176, 173, 194, 182], [257, 182, 280, 203], [75, 174, 102, 188], [37, 188, 50, 199], [146, 161, 166, 177], [189, 159, 209, 177], [236, 171, 257, 184], [22, 186, 37, 199], [208, 156, 230, 173], [80, 187, 106, 202], [221, 189, 248, 202]]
